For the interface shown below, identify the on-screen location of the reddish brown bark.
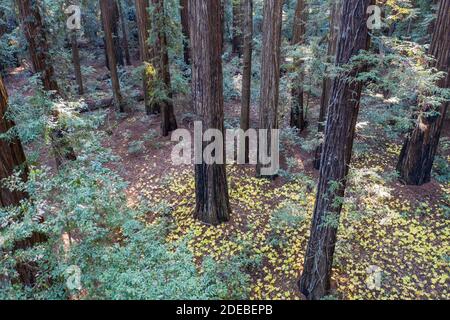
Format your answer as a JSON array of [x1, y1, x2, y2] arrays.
[[256, 0, 283, 178], [299, 0, 373, 300], [396, 0, 450, 185], [190, 0, 231, 225], [100, 0, 125, 112]]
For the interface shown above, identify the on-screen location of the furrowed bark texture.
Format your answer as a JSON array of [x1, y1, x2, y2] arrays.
[[256, 0, 283, 178], [189, 0, 231, 225], [299, 0, 373, 300], [396, 0, 450, 185]]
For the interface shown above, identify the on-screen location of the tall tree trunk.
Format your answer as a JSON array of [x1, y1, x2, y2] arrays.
[[135, 0, 154, 115], [152, 0, 177, 136], [70, 31, 84, 95], [180, 0, 190, 65], [314, 0, 342, 170], [290, 0, 307, 132], [240, 0, 252, 162], [396, 0, 450, 185], [256, 0, 283, 178], [231, 0, 242, 56], [190, 0, 231, 225], [17, 0, 76, 167], [102, 0, 124, 69], [1, 75, 47, 287], [100, 0, 125, 112], [299, 0, 373, 300], [16, 0, 58, 92], [118, 0, 132, 65]]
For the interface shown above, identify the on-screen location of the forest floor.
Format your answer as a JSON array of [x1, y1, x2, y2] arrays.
[[5, 55, 450, 300]]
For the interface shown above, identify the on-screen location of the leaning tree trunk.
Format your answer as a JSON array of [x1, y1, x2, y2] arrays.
[[299, 0, 373, 300], [0, 75, 47, 287], [152, 0, 178, 136], [17, 0, 76, 168], [190, 0, 231, 225], [100, 0, 125, 112], [70, 31, 84, 95], [118, 0, 132, 65], [240, 0, 253, 162], [16, 0, 58, 92], [290, 0, 307, 132], [314, 0, 342, 170], [180, 0, 190, 65], [256, 0, 283, 178], [231, 0, 242, 56], [396, 0, 450, 185]]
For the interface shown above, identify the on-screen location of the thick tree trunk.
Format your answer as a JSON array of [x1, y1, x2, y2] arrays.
[[1, 76, 47, 287], [70, 31, 84, 95], [256, 0, 283, 178], [152, 0, 178, 136], [102, 0, 124, 69], [0, 77, 28, 207], [290, 0, 307, 132], [231, 0, 242, 56], [118, 0, 132, 65], [240, 0, 252, 162], [299, 0, 373, 300], [180, 0, 190, 65], [314, 0, 342, 170], [100, 0, 125, 112], [396, 0, 450, 185], [190, 0, 231, 225]]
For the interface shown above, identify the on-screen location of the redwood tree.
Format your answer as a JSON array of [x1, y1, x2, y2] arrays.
[[151, 0, 178, 136], [17, 0, 76, 167], [101, 0, 124, 68], [299, 0, 373, 300], [256, 0, 283, 178], [396, 0, 450, 185], [1, 75, 46, 286], [118, 0, 132, 65], [190, 0, 231, 225], [135, 0, 153, 114], [314, 0, 342, 170], [100, 0, 125, 112], [70, 30, 84, 95], [290, 0, 307, 131], [240, 0, 253, 162], [180, 0, 190, 65], [231, 0, 242, 56]]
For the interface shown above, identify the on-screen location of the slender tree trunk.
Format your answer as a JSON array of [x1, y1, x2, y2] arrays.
[[299, 0, 373, 300], [396, 0, 450, 185], [0, 75, 47, 287], [135, 0, 154, 115], [180, 0, 190, 65], [152, 0, 177, 136], [70, 31, 84, 95], [231, 0, 242, 56], [190, 0, 231, 225], [290, 0, 307, 132], [256, 0, 283, 178], [240, 0, 252, 162], [314, 0, 342, 170], [118, 0, 132, 65], [100, 0, 125, 112]]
